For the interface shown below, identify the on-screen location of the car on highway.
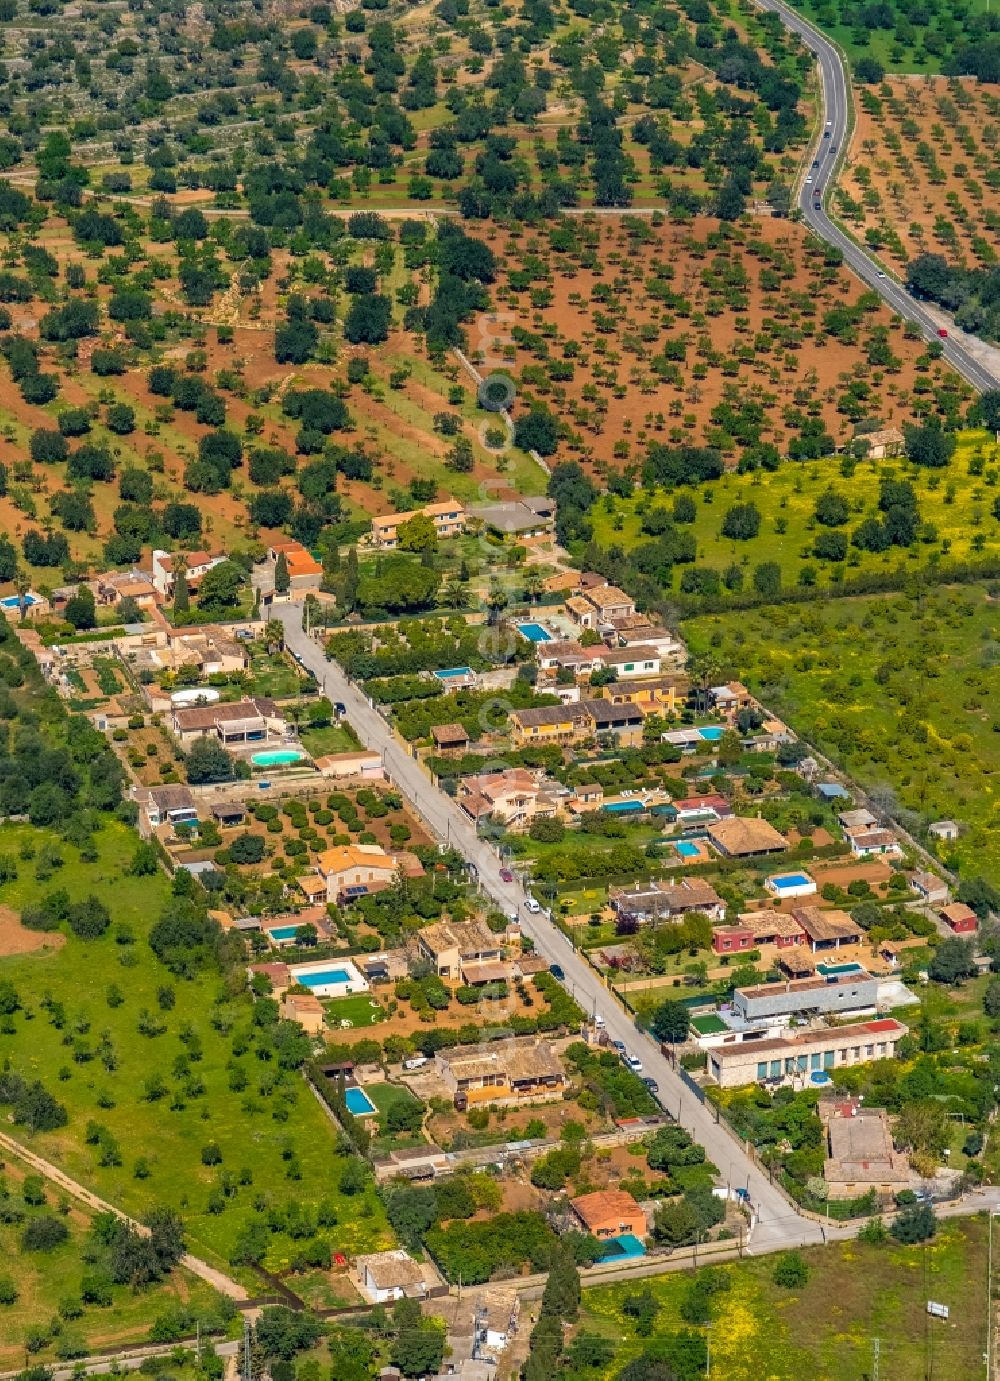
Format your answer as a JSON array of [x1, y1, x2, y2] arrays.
[[813, 201, 821, 210], [524, 897, 541, 913], [823, 130, 831, 138], [812, 159, 819, 168], [938, 328, 949, 338], [549, 963, 565, 981], [805, 175, 812, 183], [877, 271, 886, 279], [499, 868, 514, 882], [624, 1053, 643, 1073]]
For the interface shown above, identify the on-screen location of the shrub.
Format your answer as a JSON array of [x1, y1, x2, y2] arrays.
[[772, 1251, 808, 1288], [21, 1215, 70, 1251]]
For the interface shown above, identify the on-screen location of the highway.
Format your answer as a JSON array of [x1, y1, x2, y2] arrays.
[[275, 602, 824, 1253], [758, 0, 999, 394]]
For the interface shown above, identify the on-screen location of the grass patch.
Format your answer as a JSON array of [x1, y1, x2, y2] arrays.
[[299, 723, 363, 757], [325, 992, 386, 1028], [0, 820, 391, 1274], [580, 1216, 990, 1379], [684, 581, 1000, 884]]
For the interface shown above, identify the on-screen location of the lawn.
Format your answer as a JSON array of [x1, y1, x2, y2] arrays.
[[0, 1146, 223, 1368], [579, 1216, 991, 1379], [326, 992, 386, 1028], [300, 722, 363, 757], [589, 431, 999, 595], [0, 820, 392, 1276], [684, 581, 1000, 885]]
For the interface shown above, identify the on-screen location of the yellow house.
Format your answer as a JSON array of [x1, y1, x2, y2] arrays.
[[315, 844, 398, 904], [605, 675, 688, 716], [510, 704, 588, 746]]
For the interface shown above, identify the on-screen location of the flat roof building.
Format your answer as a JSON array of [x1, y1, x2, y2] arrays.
[[707, 1018, 908, 1089]]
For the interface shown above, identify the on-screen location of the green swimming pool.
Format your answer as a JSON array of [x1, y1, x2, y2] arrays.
[[252, 749, 307, 767]]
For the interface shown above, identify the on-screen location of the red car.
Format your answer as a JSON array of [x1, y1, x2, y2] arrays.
[[937, 328, 948, 339], [500, 868, 514, 883], [334, 1252, 347, 1267]]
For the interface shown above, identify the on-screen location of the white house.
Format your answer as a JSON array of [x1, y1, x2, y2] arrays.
[[356, 1249, 429, 1304]]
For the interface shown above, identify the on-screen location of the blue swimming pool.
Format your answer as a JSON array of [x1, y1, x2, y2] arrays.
[[772, 873, 811, 889], [603, 801, 645, 815], [518, 622, 553, 643], [817, 962, 865, 978], [296, 967, 351, 989], [697, 726, 724, 741], [0, 593, 38, 609], [344, 1087, 377, 1117], [434, 666, 472, 680], [600, 1233, 647, 1261], [252, 749, 307, 767], [268, 925, 300, 941], [674, 840, 700, 858]]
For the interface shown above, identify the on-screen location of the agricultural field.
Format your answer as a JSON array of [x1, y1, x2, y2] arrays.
[[577, 1216, 991, 1380], [0, 819, 392, 1279], [492, 215, 971, 475], [785, 0, 994, 74], [684, 581, 1000, 884], [838, 77, 1000, 272], [587, 428, 1000, 595]]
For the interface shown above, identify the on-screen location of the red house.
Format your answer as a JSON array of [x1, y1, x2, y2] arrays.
[[712, 925, 754, 955], [939, 903, 978, 935]]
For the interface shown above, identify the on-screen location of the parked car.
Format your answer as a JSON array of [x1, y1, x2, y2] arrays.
[[612, 1039, 626, 1052], [624, 1053, 643, 1073], [524, 897, 541, 914], [500, 868, 514, 883], [642, 1077, 659, 1093], [549, 963, 565, 981]]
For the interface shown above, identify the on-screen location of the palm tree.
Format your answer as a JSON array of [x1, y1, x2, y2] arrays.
[[687, 651, 725, 715]]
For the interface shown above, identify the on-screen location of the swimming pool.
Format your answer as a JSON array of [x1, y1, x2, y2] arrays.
[[518, 622, 553, 643], [674, 840, 701, 858], [434, 666, 472, 680], [0, 593, 38, 609], [697, 726, 724, 741], [773, 874, 811, 888], [296, 967, 351, 988], [603, 801, 645, 815], [600, 1233, 647, 1261], [251, 749, 307, 767], [817, 961, 865, 978], [268, 925, 300, 942], [344, 1087, 377, 1117]]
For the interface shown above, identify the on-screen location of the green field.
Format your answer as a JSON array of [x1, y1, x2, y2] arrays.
[[326, 992, 386, 1028], [589, 431, 1000, 595], [684, 581, 1000, 883], [783, 0, 990, 74], [579, 1217, 990, 1379], [0, 1146, 223, 1367], [0, 820, 391, 1276], [299, 722, 363, 758]]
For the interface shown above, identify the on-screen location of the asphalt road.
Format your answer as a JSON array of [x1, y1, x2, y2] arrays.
[[758, 0, 999, 394], [276, 603, 823, 1252]]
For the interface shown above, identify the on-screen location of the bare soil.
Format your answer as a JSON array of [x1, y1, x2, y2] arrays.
[[0, 905, 65, 957]]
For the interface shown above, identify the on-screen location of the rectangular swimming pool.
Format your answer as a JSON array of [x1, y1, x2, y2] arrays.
[[434, 666, 472, 679], [603, 801, 645, 814], [697, 726, 724, 741], [268, 925, 300, 941], [817, 962, 865, 977], [289, 958, 369, 999], [517, 622, 553, 643], [773, 874, 811, 889], [344, 1087, 377, 1117], [297, 967, 350, 988], [600, 1233, 647, 1261], [674, 840, 701, 858]]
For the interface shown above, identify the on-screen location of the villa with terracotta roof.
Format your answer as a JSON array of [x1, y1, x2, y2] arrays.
[[371, 501, 465, 548], [315, 844, 398, 904], [706, 816, 788, 858], [267, 540, 323, 592], [570, 1189, 646, 1240], [150, 547, 226, 598]]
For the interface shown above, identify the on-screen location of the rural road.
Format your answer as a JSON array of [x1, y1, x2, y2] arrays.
[[276, 602, 822, 1253], [757, 0, 1000, 393]]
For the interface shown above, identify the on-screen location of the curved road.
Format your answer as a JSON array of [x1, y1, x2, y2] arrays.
[[759, 0, 999, 393]]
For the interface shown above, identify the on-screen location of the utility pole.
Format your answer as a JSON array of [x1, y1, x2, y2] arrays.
[[243, 1316, 252, 1381], [872, 1337, 879, 1381]]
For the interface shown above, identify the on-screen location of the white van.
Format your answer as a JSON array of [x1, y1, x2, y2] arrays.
[[403, 1056, 428, 1071]]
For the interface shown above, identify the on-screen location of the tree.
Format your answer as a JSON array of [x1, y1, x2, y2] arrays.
[[773, 1251, 808, 1288], [928, 936, 976, 985], [22, 1216, 70, 1251], [721, 502, 761, 540], [64, 585, 96, 630], [173, 561, 189, 616], [396, 513, 438, 553], [390, 1325, 445, 1379], [814, 489, 849, 526], [274, 550, 290, 594], [344, 295, 392, 345], [890, 1203, 936, 1244], [650, 999, 690, 1044], [186, 739, 239, 785], [255, 1307, 322, 1360], [541, 1244, 581, 1321], [905, 425, 954, 469], [651, 1197, 701, 1247], [956, 877, 1000, 920], [67, 895, 111, 939], [515, 407, 559, 456], [855, 55, 885, 82], [197, 560, 245, 611], [752, 561, 781, 598], [230, 834, 265, 865]]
